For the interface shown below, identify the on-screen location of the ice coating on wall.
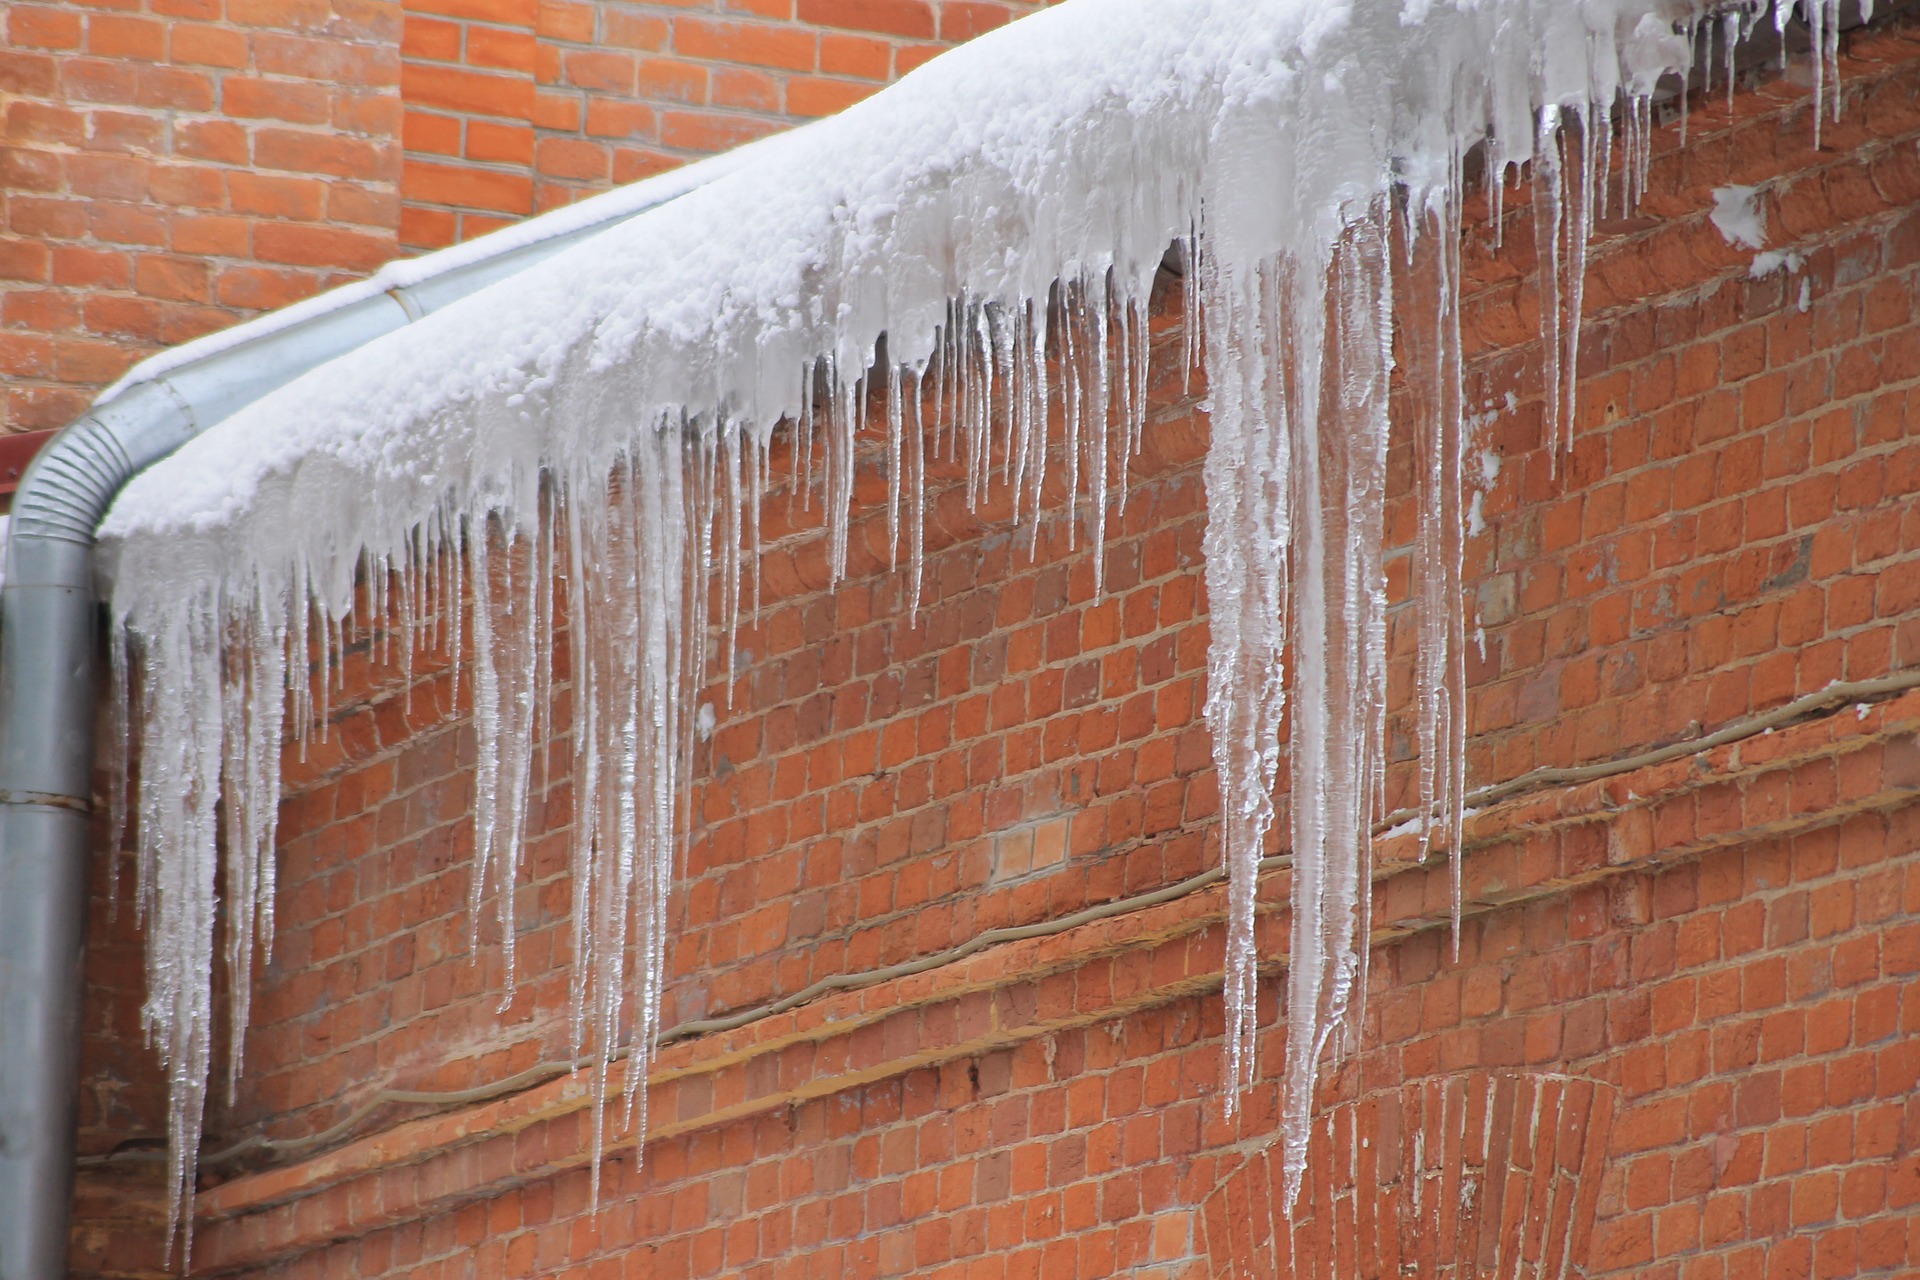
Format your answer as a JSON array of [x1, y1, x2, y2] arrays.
[[93, 0, 1841, 1256]]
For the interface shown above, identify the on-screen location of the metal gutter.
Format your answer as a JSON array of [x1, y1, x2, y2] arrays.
[[0, 150, 751, 1279]]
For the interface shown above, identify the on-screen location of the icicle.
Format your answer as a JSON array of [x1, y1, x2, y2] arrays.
[[1726, 9, 1741, 114], [1200, 251, 1292, 1111], [105, 625, 131, 922], [131, 592, 224, 1268], [1089, 272, 1113, 594], [1407, 181, 1470, 958], [886, 364, 904, 571], [1276, 211, 1394, 1208]]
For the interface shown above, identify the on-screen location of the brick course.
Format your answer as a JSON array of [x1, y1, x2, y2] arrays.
[[53, 10, 1920, 1280]]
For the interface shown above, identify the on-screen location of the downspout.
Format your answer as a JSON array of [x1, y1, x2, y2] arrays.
[[0, 137, 768, 1279]]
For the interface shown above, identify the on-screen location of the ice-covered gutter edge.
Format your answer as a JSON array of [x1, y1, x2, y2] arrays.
[[0, 132, 771, 1280]]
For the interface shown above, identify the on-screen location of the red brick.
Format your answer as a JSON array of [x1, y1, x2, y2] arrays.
[[536, 0, 593, 41], [463, 120, 534, 165], [172, 214, 250, 256], [787, 75, 875, 118], [532, 136, 606, 180], [0, 50, 60, 96], [132, 254, 211, 302], [223, 76, 332, 124], [937, 1, 1010, 41], [560, 49, 635, 93], [6, 101, 87, 145], [174, 118, 248, 164], [583, 99, 654, 139], [399, 204, 458, 249], [167, 23, 246, 67], [659, 109, 781, 153], [466, 25, 538, 73], [798, 0, 933, 38], [818, 33, 889, 79], [404, 63, 534, 117], [7, 6, 83, 49], [404, 109, 464, 156], [229, 172, 329, 220], [711, 67, 780, 113], [65, 153, 148, 200], [674, 17, 816, 72], [253, 128, 394, 180], [255, 32, 396, 87], [400, 15, 462, 62], [86, 13, 166, 59], [402, 159, 533, 215], [132, 64, 215, 110], [215, 265, 323, 310], [637, 57, 707, 105], [0, 241, 53, 283], [603, 10, 667, 50]]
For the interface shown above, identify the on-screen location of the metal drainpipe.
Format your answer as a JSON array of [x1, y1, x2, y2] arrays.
[[0, 150, 746, 1277]]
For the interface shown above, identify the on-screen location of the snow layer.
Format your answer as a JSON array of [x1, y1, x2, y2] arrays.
[[94, 0, 1851, 1255], [1710, 184, 1769, 249]]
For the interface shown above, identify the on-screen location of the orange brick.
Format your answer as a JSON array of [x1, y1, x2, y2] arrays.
[[603, 9, 667, 50], [175, 118, 248, 163], [463, 119, 533, 165], [399, 204, 458, 249], [403, 109, 464, 156], [711, 67, 779, 113], [167, 24, 246, 67], [658, 108, 781, 153], [404, 63, 534, 118], [223, 76, 332, 124], [229, 172, 328, 220], [583, 98, 653, 139], [402, 158, 533, 215], [253, 222, 390, 271], [530, 90, 579, 130], [533, 135, 606, 181], [818, 33, 889, 79], [253, 127, 394, 180], [400, 15, 463, 62], [7, 6, 83, 49], [561, 49, 634, 93], [637, 57, 707, 105], [937, 1, 1011, 41], [86, 14, 166, 60], [466, 25, 537, 73], [171, 214, 250, 256], [535, 0, 593, 41], [786, 74, 875, 118], [674, 17, 816, 72], [797, 0, 932, 38]]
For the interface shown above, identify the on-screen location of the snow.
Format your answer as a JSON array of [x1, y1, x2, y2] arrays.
[[91, 0, 1844, 1250], [1710, 184, 1769, 251]]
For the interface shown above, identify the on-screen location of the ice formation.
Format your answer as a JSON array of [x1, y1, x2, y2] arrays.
[[1710, 184, 1769, 249], [91, 0, 1862, 1255]]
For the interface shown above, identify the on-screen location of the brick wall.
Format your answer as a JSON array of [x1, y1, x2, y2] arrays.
[[1, 0, 1040, 428], [63, 11, 1920, 1280], [0, 0, 401, 432]]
